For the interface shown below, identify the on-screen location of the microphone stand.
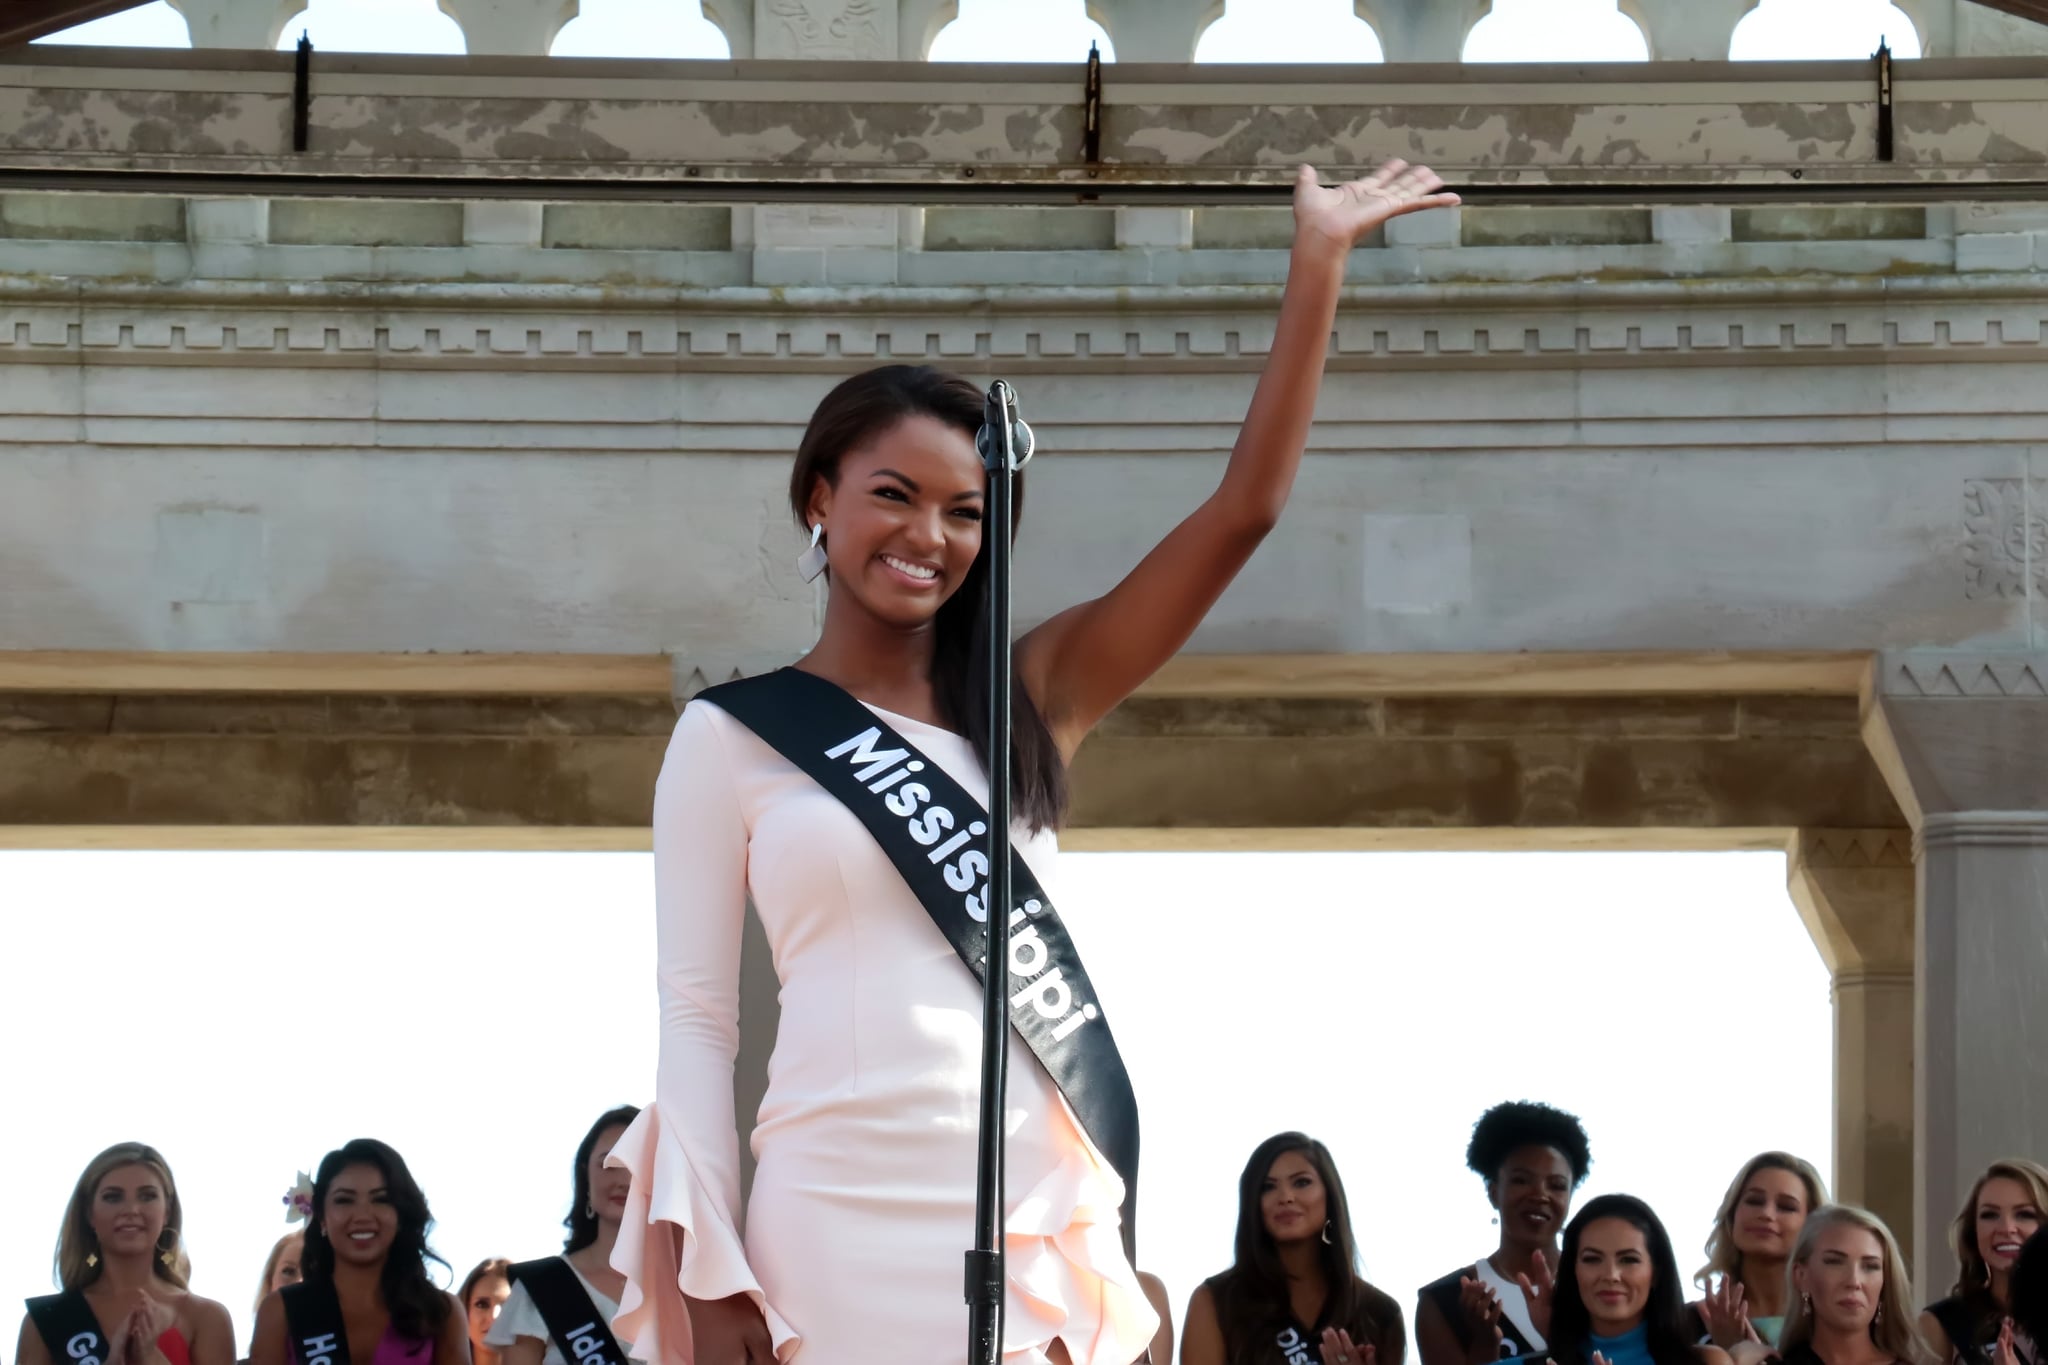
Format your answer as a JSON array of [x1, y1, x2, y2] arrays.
[[965, 378, 1026, 1365]]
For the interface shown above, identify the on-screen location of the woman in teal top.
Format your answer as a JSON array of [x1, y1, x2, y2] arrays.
[[1515, 1195, 1732, 1365], [1690, 1154, 1830, 1351]]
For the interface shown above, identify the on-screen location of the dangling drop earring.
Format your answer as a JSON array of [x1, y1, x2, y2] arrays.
[[585, 1202, 595, 1218], [1321, 1221, 1335, 1246], [797, 522, 828, 583], [85, 1252, 99, 1270]]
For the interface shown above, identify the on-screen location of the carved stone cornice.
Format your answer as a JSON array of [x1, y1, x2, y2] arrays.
[[2, 273, 2047, 369], [1861, 650, 2048, 827]]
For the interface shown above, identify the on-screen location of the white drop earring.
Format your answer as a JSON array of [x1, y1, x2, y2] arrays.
[[797, 521, 828, 583]]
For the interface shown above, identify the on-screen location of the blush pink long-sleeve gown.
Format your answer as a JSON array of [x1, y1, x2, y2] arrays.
[[609, 697, 1156, 1365]]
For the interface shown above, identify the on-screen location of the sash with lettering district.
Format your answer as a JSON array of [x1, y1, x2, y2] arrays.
[[699, 666, 1141, 1258], [25, 1291, 109, 1365], [278, 1280, 350, 1365], [505, 1259, 626, 1365]]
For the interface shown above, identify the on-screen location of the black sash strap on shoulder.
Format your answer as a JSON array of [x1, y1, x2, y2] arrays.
[[278, 1281, 350, 1365], [1274, 1323, 1322, 1365], [25, 1291, 109, 1365], [505, 1259, 626, 1365], [699, 667, 1141, 1258]]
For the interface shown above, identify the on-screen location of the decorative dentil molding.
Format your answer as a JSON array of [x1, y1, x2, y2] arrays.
[[1876, 651, 2048, 699], [3, 295, 2048, 366], [1793, 827, 1915, 870]]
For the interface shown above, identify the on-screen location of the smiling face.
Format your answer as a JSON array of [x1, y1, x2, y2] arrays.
[[1494, 1144, 1573, 1250], [587, 1124, 631, 1227], [321, 1162, 399, 1268], [806, 413, 987, 631], [1976, 1177, 2044, 1280], [1576, 1217, 1655, 1335], [1795, 1221, 1885, 1337], [1732, 1166, 1813, 1263], [88, 1163, 170, 1261], [1260, 1149, 1330, 1247]]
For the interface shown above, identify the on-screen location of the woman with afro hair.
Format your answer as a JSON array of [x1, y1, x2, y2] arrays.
[[1416, 1101, 1594, 1365]]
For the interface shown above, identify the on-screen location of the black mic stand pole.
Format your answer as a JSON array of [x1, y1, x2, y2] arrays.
[[965, 378, 1027, 1365]]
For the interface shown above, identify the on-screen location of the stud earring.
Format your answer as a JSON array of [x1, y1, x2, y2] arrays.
[[797, 522, 828, 583]]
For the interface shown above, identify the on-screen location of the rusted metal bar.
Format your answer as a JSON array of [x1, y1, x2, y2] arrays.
[[2, 47, 2045, 205]]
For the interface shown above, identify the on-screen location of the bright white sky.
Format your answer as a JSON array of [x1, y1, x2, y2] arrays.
[[37, 0, 1927, 59], [10, 0, 1890, 1354]]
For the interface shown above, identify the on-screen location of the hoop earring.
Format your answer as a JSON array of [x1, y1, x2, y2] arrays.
[[797, 522, 828, 583], [584, 1203, 595, 1218], [1321, 1221, 1335, 1246]]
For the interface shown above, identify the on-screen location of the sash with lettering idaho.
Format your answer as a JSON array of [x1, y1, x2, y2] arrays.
[[699, 666, 1141, 1258], [278, 1280, 350, 1365], [505, 1259, 626, 1365], [25, 1292, 109, 1365]]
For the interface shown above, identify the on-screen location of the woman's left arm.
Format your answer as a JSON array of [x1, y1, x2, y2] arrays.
[[1019, 160, 1458, 754], [185, 1298, 238, 1365], [434, 1296, 473, 1365]]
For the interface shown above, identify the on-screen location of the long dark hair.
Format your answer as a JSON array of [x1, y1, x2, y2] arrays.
[[788, 364, 1067, 831], [1548, 1195, 1696, 1365], [301, 1139, 451, 1342], [1209, 1132, 1391, 1365], [564, 1105, 640, 1253]]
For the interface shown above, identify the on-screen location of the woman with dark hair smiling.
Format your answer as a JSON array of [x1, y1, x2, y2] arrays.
[[249, 1139, 467, 1365], [488, 1107, 637, 1365], [605, 158, 1460, 1365], [1182, 1132, 1405, 1365], [1529, 1194, 1730, 1365], [1417, 1102, 1594, 1365]]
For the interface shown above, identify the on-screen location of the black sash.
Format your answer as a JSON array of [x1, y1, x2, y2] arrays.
[[1275, 1323, 1322, 1364], [505, 1259, 626, 1365], [279, 1281, 350, 1365], [699, 667, 1141, 1257], [25, 1292, 109, 1365]]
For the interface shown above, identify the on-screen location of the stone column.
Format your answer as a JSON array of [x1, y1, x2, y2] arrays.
[[1861, 649, 2048, 1298], [1092, 0, 1208, 253], [167, 0, 293, 48], [1786, 828, 1916, 1263], [437, 0, 576, 247], [739, 0, 906, 281], [1619, 0, 1753, 61], [1365, 0, 1491, 62], [171, 0, 296, 256]]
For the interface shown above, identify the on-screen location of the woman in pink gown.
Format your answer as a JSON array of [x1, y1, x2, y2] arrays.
[[610, 160, 1460, 1365]]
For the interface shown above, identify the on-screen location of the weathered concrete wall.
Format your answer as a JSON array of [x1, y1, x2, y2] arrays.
[[1, 275, 2044, 663], [0, 691, 1899, 833]]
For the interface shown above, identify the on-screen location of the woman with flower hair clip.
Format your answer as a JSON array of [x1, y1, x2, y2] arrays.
[[249, 1139, 467, 1365], [15, 1143, 236, 1365]]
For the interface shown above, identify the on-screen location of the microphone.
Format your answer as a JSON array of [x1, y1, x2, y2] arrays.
[[976, 380, 1035, 471]]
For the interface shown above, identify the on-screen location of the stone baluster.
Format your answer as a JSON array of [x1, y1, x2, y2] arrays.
[[169, 0, 300, 256], [1621, 0, 1752, 60], [1091, 0, 1209, 252], [1861, 649, 2048, 1298], [1787, 828, 1916, 1263], [437, 0, 580, 248]]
